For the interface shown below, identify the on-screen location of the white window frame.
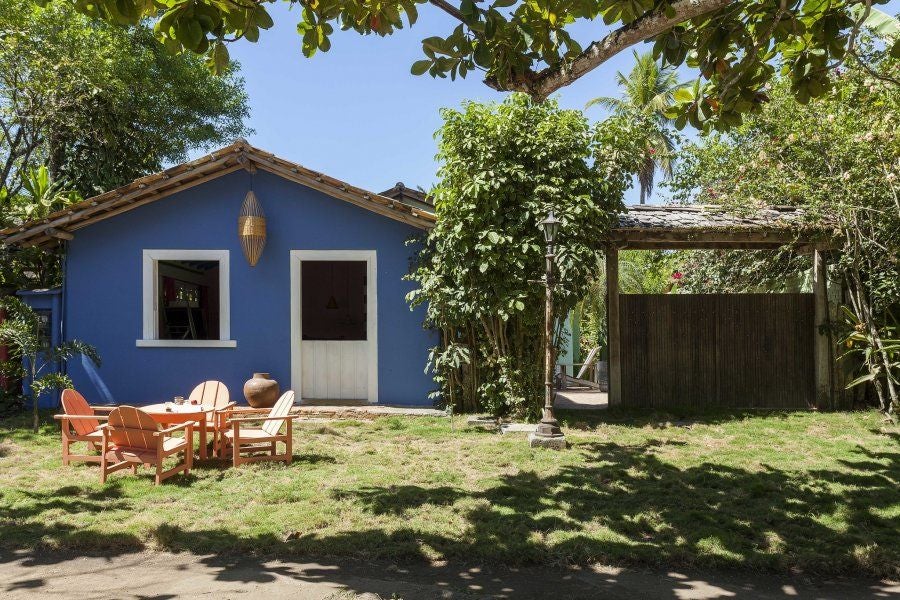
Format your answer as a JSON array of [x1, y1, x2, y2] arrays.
[[290, 250, 378, 403], [137, 249, 236, 348]]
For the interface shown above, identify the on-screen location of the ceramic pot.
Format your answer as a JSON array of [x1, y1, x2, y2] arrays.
[[243, 372, 280, 408]]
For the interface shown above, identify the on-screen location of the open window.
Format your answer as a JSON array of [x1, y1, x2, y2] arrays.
[[138, 250, 235, 348]]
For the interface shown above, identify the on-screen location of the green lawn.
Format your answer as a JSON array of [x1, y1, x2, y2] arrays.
[[0, 409, 897, 577]]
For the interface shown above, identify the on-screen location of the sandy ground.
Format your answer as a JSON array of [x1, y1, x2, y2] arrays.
[[555, 388, 609, 410], [0, 550, 897, 599]]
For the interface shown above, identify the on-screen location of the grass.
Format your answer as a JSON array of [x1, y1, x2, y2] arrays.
[[0, 409, 897, 578]]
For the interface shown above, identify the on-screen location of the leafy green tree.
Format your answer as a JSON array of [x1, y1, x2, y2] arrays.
[[408, 94, 646, 416], [673, 249, 812, 293], [666, 41, 899, 414], [0, 166, 81, 291], [1, 0, 252, 293], [0, 0, 250, 197], [74, 0, 898, 129], [5, 166, 81, 223], [0, 297, 100, 432], [586, 51, 684, 203], [576, 249, 682, 361]]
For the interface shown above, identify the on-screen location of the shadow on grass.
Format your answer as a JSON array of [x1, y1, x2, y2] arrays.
[[312, 439, 899, 574], [202, 439, 899, 577], [0, 479, 144, 570], [1, 414, 898, 598]]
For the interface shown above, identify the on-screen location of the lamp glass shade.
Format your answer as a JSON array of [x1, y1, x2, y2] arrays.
[[540, 210, 561, 244]]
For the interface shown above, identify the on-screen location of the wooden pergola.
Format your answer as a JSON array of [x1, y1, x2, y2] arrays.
[[604, 205, 835, 410]]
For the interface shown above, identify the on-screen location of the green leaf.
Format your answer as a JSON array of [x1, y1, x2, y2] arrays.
[[423, 36, 448, 55], [473, 42, 492, 67], [212, 41, 229, 73], [411, 59, 431, 75], [851, 6, 900, 41], [673, 86, 694, 103], [845, 372, 877, 389], [254, 6, 275, 30]]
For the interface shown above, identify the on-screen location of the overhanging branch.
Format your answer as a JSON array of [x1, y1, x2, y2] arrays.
[[485, 0, 735, 99], [429, 0, 466, 23]]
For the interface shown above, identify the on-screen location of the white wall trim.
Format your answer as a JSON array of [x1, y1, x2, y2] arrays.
[[290, 250, 378, 404], [139, 249, 233, 346], [136, 339, 237, 348]]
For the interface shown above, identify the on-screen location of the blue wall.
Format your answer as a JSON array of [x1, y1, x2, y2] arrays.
[[64, 170, 436, 406], [17, 288, 63, 409]]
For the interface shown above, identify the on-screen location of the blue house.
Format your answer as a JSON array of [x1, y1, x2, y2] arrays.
[[2, 141, 438, 407]]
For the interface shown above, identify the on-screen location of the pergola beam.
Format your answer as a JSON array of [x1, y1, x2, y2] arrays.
[[612, 229, 818, 245], [605, 246, 621, 407], [616, 241, 812, 250], [813, 249, 833, 410]]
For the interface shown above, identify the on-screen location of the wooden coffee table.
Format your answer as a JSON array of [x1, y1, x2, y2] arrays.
[[142, 403, 212, 460]]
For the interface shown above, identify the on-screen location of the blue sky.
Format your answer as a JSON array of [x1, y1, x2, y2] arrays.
[[226, 2, 899, 205]]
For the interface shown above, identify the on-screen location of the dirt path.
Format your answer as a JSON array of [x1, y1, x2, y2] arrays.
[[0, 550, 896, 599]]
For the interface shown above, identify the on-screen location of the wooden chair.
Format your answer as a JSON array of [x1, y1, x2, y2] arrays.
[[557, 347, 603, 391], [100, 406, 193, 484], [188, 380, 234, 456], [220, 391, 295, 467], [54, 389, 115, 465]]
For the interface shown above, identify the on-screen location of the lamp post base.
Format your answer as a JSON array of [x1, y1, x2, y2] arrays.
[[534, 419, 563, 437], [528, 431, 567, 450]]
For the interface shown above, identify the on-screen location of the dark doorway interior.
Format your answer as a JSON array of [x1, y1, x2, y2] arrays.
[[301, 261, 367, 341]]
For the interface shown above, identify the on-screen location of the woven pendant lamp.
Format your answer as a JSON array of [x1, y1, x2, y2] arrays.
[[238, 190, 266, 266]]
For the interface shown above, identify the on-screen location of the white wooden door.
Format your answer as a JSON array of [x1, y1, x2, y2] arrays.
[[290, 251, 378, 403], [301, 340, 368, 399]]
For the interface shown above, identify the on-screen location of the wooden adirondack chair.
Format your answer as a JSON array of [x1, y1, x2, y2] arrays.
[[575, 347, 601, 380], [558, 347, 602, 390], [100, 406, 193, 484], [188, 380, 234, 455], [220, 391, 295, 467], [54, 389, 115, 465]]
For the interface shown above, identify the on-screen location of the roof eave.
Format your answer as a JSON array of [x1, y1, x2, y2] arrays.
[[0, 140, 436, 248]]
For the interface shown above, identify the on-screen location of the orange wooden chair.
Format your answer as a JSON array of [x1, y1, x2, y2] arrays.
[[100, 406, 193, 484], [188, 380, 234, 456], [54, 389, 116, 465], [220, 391, 295, 467]]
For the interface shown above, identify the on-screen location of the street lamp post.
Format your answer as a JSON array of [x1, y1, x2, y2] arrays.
[[531, 210, 566, 447]]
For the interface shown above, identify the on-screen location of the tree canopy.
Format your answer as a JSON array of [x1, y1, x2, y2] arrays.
[[1, 0, 251, 199], [1, 0, 251, 291], [72, 0, 898, 130]]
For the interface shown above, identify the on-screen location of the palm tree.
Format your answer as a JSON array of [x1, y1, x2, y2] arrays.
[[586, 51, 683, 204], [1, 165, 80, 229]]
